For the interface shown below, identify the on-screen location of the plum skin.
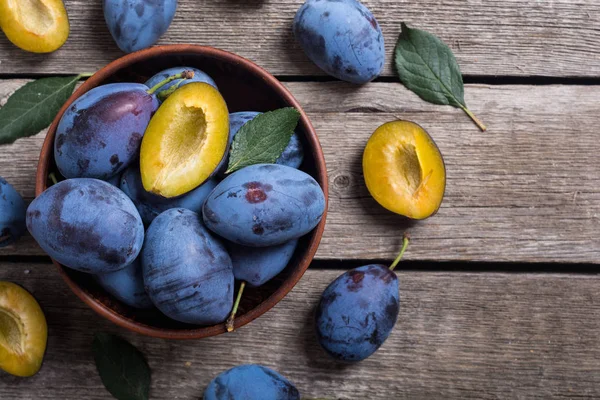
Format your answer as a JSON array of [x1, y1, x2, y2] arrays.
[[103, 0, 178, 53], [227, 239, 298, 287], [142, 208, 234, 325], [293, 0, 385, 84], [95, 257, 153, 309], [315, 264, 400, 362], [26, 179, 144, 274], [203, 164, 326, 247], [120, 165, 217, 225], [145, 67, 218, 102], [216, 112, 305, 174], [204, 364, 300, 400], [0, 177, 26, 247], [55, 83, 158, 180]]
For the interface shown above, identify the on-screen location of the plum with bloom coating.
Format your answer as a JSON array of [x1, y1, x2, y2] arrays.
[[0, 177, 26, 248], [103, 0, 178, 53], [204, 364, 300, 400], [315, 236, 409, 361]]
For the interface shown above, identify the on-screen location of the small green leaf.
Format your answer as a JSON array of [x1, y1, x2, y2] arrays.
[[394, 23, 486, 131], [0, 75, 84, 145], [93, 333, 151, 400], [226, 107, 301, 174]]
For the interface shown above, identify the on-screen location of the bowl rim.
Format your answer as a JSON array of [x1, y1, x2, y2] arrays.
[[35, 44, 329, 339]]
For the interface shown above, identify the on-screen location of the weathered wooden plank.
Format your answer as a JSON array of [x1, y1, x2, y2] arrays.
[[1, 80, 599, 262], [0, 0, 599, 77], [302, 83, 600, 263], [1, 262, 600, 399]]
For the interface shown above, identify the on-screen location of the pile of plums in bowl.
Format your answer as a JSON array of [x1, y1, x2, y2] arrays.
[[30, 46, 328, 339]]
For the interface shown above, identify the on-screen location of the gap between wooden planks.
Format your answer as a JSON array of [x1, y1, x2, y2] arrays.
[[0, 0, 598, 77], [0, 80, 598, 263], [0, 262, 599, 399]]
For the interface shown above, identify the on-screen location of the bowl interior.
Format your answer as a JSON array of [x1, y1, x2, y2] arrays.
[[41, 47, 327, 338]]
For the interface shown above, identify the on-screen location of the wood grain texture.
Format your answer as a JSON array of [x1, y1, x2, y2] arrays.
[[0, 0, 599, 77], [1, 80, 599, 262], [1, 263, 600, 399]]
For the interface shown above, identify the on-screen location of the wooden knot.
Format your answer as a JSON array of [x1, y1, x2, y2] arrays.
[[334, 174, 350, 189]]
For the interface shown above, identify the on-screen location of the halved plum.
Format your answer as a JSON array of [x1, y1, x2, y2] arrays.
[[0, 0, 69, 53], [363, 120, 446, 220], [0, 281, 47, 377], [140, 82, 229, 198]]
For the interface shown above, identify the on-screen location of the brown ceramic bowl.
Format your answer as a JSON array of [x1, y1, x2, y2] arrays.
[[35, 45, 328, 339]]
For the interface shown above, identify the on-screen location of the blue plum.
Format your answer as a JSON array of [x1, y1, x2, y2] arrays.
[[55, 83, 159, 180], [203, 164, 325, 247], [26, 179, 144, 274], [216, 112, 304, 174], [0, 177, 26, 247], [227, 240, 298, 287], [145, 67, 217, 102], [142, 208, 233, 325], [315, 264, 399, 362], [204, 364, 300, 400], [120, 165, 217, 225], [276, 133, 304, 169], [95, 257, 153, 309], [103, 0, 178, 53], [293, 0, 385, 84]]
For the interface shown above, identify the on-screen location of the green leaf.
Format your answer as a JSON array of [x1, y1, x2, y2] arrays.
[[394, 23, 486, 131], [0, 75, 83, 145], [226, 107, 301, 174], [93, 333, 151, 400]]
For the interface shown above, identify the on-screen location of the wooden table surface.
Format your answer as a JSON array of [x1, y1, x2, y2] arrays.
[[1, 1, 599, 399]]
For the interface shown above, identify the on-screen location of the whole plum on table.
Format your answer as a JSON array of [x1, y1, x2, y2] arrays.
[[204, 364, 300, 400], [315, 236, 409, 362], [142, 208, 234, 325], [216, 112, 305, 175], [103, 0, 178, 53], [0, 177, 26, 247], [120, 164, 217, 225], [203, 164, 325, 247], [145, 66, 217, 102], [293, 0, 385, 84], [26, 179, 144, 274], [95, 257, 153, 309]]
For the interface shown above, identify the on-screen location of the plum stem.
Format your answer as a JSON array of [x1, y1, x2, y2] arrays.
[[146, 70, 195, 95], [77, 73, 95, 79], [48, 173, 58, 186], [389, 234, 410, 271], [459, 104, 487, 132], [226, 281, 246, 332], [156, 83, 182, 102]]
